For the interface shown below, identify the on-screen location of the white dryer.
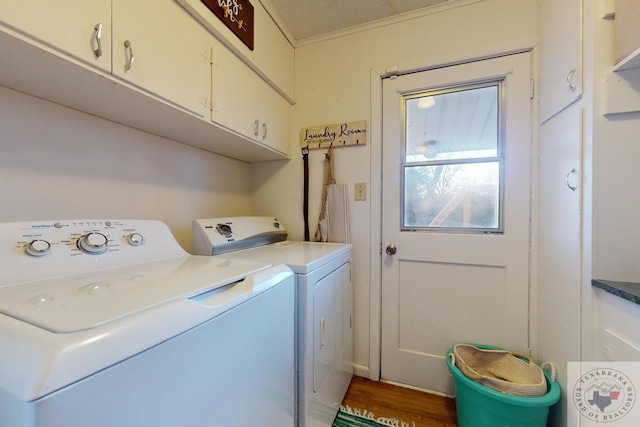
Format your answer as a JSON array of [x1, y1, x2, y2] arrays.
[[0, 219, 295, 427], [192, 217, 353, 427]]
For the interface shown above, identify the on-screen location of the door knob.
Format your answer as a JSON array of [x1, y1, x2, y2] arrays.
[[386, 244, 397, 255]]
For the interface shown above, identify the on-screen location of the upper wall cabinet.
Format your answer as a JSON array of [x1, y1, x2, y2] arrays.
[[0, 0, 289, 162], [112, 0, 211, 118], [0, 0, 112, 74], [176, 0, 295, 104], [252, 2, 295, 102], [539, 0, 583, 122], [0, 0, 210, 117], [211, 36, 291, 156], [258, 80, 291, 155]]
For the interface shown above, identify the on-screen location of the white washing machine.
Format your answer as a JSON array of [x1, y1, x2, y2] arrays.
[[0, 219, 295, 427], [192, 216, 353, 427]]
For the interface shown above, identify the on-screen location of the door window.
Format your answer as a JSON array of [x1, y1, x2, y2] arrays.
[[402, 82, 504, 232]]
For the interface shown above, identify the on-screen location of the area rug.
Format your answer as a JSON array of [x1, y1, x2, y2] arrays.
[[332, 405, 416, 427]]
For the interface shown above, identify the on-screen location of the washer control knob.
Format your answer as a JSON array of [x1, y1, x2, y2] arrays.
[[127, 233, 144, 246], [25, 239, 51, 257], [78, 232, 108, 254]]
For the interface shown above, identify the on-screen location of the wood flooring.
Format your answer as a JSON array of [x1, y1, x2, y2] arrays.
[[340, 376, 458, 427]]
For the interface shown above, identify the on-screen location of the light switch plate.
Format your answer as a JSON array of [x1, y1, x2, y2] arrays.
[[355, 182, 367, 201]]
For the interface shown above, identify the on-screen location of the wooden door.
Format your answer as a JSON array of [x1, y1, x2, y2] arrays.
[[381, 53, 533, 394]]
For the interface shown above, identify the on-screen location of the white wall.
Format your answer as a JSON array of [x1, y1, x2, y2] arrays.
[[0, 86, 252, 250], [251, 0, 538, 375]]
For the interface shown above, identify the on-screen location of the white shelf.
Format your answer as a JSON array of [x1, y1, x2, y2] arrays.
[[613, 45, 640, 72], [606, 44, 640, 115], [605, 68, 640, 115]]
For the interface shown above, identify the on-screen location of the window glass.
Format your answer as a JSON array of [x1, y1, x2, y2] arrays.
[[402, 83, 503, 232]]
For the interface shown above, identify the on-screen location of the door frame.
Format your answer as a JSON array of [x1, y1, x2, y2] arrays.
[[367, 43, 538, 382]]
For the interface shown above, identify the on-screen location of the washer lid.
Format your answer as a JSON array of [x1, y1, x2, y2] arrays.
[[0, 255, 270, 333]]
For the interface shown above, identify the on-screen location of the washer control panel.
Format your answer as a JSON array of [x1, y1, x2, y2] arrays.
[[15, 220, 147, 258], [1, 220, 185, 288]]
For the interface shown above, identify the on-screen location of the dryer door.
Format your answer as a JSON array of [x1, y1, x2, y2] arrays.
[[313, 272, 337, 393], [313, 262, 352, 392]]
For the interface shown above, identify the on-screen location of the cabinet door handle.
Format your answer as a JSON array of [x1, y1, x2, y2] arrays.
[[254, 119, 259, 137], [320, 316, 325, 349], [93, 23, 103, 58], [262, 122, 267, 140], [566, 168, 579, 191], [566, 68, 577, 92], [124, 40, 135, 71]]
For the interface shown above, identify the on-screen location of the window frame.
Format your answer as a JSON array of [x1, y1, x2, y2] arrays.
[[399, 79, 507, 234]]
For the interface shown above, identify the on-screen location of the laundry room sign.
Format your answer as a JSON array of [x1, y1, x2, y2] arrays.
[[300, 120, 367, 149]]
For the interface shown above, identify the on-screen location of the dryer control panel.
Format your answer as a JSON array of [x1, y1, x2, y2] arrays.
[[192, 216, 287, 255]]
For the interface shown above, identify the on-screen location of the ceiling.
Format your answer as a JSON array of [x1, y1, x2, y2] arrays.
[[269, 0, 454, 41]]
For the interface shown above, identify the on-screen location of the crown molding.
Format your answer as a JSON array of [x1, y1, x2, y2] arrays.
[[294, 0, 484, 48]]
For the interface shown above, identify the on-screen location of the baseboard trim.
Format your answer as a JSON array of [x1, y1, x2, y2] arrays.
[[352, 363, 370, 379]]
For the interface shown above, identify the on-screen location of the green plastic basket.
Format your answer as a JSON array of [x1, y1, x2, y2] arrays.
[[446, 345, 560, 427]]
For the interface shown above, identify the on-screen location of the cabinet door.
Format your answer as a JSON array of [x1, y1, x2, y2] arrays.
[[539, 0, 583, 122], [0, 0, 111, 73], [212, 38, 291, 156], [258, 84, 291, 156], [175, 0, 295, 102], [211, 38, 261, 140], [538, 108, 583, 426], [252, 1, 295, 99], [112, 0, 211, 118]]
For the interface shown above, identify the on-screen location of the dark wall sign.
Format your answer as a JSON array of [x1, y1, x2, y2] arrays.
[[201, 0, 254, 50]]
